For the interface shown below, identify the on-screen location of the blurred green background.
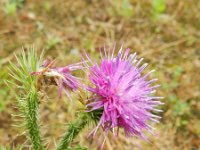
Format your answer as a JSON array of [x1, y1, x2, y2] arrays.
[[0, 0, 199, 149]]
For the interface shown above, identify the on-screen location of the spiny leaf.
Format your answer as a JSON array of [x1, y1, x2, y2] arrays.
[[8, 48, 45, 150]]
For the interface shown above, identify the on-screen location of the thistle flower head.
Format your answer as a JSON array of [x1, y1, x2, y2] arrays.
[[32, 59, 82, 98], [85, 45, 163, 141]]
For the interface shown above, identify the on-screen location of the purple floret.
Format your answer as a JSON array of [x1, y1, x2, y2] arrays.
[[85, 45, 163, 142]]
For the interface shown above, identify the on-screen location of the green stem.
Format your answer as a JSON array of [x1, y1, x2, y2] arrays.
[[57, 113, 89, 150], [26, 90, 44, 150]]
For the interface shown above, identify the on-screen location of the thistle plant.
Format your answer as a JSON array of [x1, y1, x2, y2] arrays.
[[83, 46, 163, 145], [9, 44, 163, 150], [8, 48, 44, 150]]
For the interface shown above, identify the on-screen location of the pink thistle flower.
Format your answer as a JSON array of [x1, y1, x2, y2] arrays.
[[32, 59, 83, 98], [84, 45, 163, 143]]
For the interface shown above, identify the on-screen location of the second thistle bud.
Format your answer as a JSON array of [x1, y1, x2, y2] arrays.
[[32, 59, 82, 98]]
